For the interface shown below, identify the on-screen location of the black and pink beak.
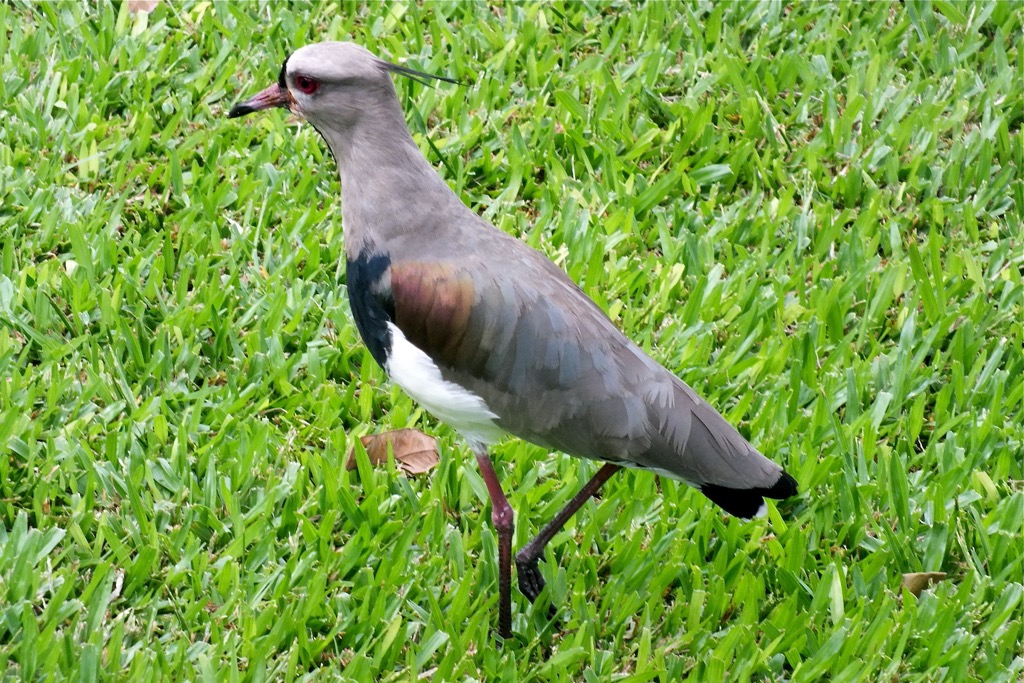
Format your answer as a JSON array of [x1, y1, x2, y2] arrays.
[[229, 57, 295, 118], [227, 82, 293, 118]]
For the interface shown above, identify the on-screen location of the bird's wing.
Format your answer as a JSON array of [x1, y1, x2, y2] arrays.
[[377, 245, 646, 455], [360, 236, 794, 511]]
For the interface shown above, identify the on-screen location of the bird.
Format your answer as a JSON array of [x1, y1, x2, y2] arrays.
[[228, 41, 798, 639]]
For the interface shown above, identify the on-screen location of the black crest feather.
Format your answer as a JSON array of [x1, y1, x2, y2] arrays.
[[382, 60, 460, 88]]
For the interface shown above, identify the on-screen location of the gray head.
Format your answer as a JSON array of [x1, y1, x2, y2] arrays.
[[228, 41, 463, 254], [228, 42, 453, 136]]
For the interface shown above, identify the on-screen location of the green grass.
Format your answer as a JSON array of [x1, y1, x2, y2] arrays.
[[1, 1, 1022, 680]]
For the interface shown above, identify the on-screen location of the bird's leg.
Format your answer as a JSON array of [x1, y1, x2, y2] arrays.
[[473, 448, 515, 639], [515, 463, 622, 605]]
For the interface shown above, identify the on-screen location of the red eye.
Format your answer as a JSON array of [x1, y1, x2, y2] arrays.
[[294, 75, 319, 95]]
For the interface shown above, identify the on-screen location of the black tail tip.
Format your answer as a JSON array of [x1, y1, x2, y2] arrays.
[[768, 471, 799, 499], [701, 471, 799, 519]]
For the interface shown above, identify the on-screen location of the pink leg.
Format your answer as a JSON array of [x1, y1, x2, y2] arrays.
[[474, 448, 515, 638], [515, 463, 622, 605]]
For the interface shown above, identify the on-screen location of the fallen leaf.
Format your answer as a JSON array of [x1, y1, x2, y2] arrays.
[[127, 0, 160, 13], [347, 428, 440, 475], [901, 571, 947, 597]]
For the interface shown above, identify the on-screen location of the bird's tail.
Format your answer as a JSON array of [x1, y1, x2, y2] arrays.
[[642, 380, 800, 518], [700, 471, 798, 518]]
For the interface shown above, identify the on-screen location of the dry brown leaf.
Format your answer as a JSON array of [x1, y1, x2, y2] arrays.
[[901, 571, 947, 597], [347, 428, 440, 475], [127, 0, 160, 14]]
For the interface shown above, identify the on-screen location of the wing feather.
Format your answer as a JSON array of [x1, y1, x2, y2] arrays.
[[378, 246, 791, 505]]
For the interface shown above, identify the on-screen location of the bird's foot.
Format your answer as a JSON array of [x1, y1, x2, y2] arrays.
[[515, 556, 558, 620], [515, 556, 545, 602]]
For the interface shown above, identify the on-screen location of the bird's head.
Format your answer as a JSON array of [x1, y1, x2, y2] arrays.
[[228, 41, 454, 134]]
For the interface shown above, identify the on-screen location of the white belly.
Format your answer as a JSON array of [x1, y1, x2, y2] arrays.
[[385, 322, 506, 448]]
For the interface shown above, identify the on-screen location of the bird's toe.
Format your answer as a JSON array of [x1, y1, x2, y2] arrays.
[[515, 557, 546, 602]]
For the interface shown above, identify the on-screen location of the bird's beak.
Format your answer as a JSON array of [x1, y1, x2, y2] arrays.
[[227, 83, 292, 118]]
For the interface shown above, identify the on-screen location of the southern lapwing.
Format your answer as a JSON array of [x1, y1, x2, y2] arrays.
[[228, 42, 798, 639]]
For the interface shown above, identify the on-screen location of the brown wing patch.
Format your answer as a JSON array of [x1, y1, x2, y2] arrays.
[[389, 262, 476, 366]]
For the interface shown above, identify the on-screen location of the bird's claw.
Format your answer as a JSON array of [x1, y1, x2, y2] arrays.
[[515, 556, 545, 602], [515, 556, 558, 620]]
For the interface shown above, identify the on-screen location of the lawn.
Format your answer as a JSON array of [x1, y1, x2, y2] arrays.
[[1, 1, 1022, 680]]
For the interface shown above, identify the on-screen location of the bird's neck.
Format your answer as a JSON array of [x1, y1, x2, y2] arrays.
[[322, 104, 462, 258]]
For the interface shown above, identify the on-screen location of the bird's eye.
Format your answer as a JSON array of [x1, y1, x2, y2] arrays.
[[294, 75, 320, 95]]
